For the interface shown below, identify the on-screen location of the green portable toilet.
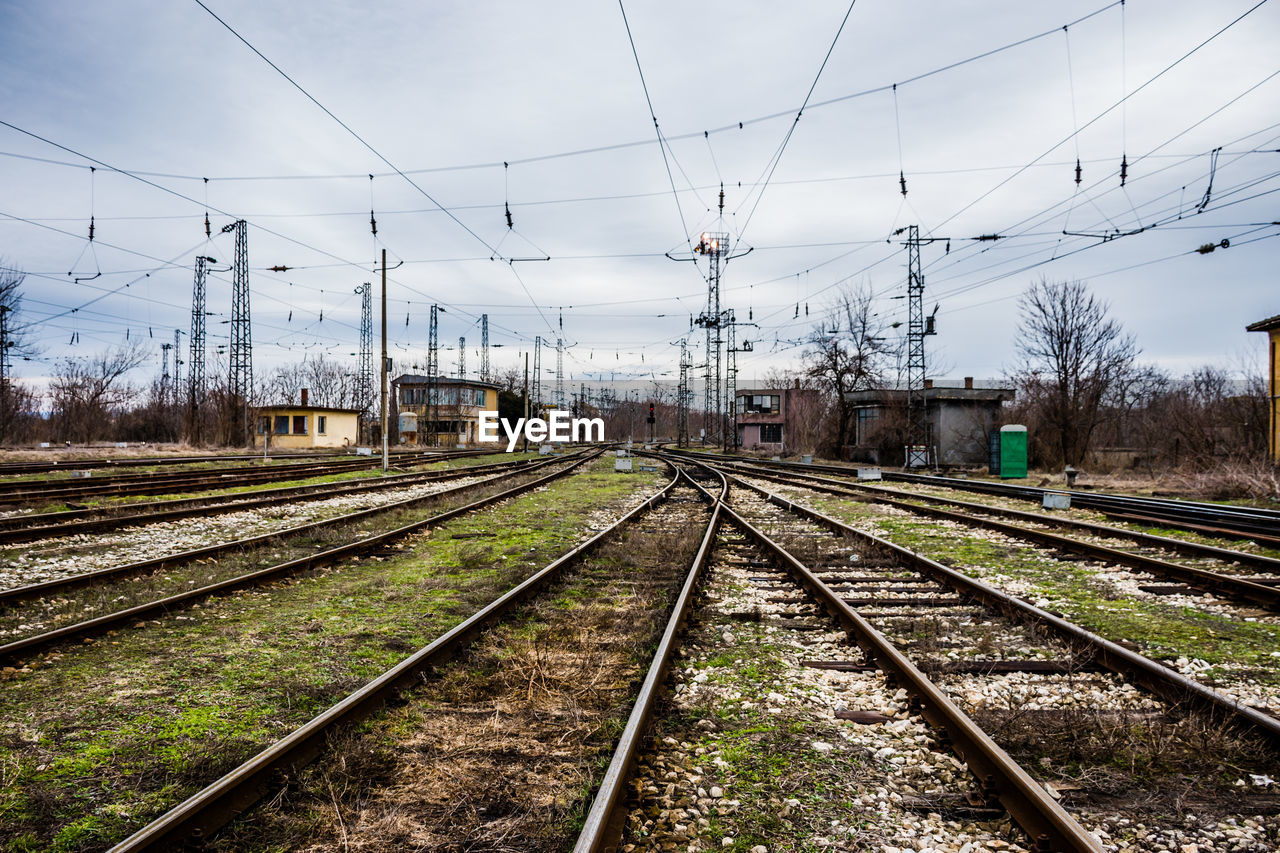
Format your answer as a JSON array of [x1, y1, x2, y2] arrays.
[[999, 424, 1027, 479]]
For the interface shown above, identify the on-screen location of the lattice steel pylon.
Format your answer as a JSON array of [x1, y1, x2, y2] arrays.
[[480, 314, 490, 383], [427, 304, 439, 447], [458, 336, 466, 378], [223, 219, 252, 447], [532, 336, 542, 410], [188, 255, 209, 442], [356, 282, 373, 439], [676, 338, 690, 447], [160, 341, 173, 403], [694, 232, 727, 445], [896, 224, 944, 466], [555, 338, 565, 409], [172, 329, 182, 395]]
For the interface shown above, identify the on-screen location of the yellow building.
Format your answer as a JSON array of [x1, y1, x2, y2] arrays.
[[1247, 313, 1280, 463], [253, 390, 362, 450], [392, 374, 501, 447]]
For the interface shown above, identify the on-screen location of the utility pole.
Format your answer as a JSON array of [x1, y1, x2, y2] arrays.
[[223, 219, 252, 447], [427, 304, 439, 447], [357, 281, 373, 443], [480, 314, 490, 383], [172, 329, 182, 399], [522, 351, 530, 453], [725, 311, 756, 452], [676, 338, 690, 447], [555, 337, 564, 409], [380, 250, 388, 471], [189, 255, 210, 444], [532, 336, 542, 411], [0, 305, 11, 444], [160, 341, 173, 404], [458, 336, 466, 379], [895, 225, 944, 467]]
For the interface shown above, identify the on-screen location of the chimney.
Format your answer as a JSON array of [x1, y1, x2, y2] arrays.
[[923, 379, 933, 389], [300, 388, 309, 407], [964, 376, 973, 389]]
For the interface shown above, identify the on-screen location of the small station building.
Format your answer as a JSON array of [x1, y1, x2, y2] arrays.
[[734, 384, 821, 452], [844, 377, 1014, 466], [1247, 313, 1280, 463], [391, 374, 501, 447], [253, 389, 361, 449]]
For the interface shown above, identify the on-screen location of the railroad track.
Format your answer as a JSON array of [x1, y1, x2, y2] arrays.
[[709, 465, 1280, 744], [0, 446, 476, 477], [105, 462, 713, 851], [0, 453, 537, 545], [573, 459, 1278, 851], [706, 458, 1280, 613], [0, 456, 390, 506], [0, 451, 594, 662], [666, 448, 1280, 545]]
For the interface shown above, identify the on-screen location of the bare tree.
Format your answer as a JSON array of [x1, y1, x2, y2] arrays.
[[1, 262, 40, 443], [1014, 279, 1137, 467], [803, 284, 889, 454], [260, 354, 359, 408], [49, 344, 147, 443]]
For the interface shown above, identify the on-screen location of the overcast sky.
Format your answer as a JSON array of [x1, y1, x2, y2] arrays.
[[2, 0, 1277, 395]]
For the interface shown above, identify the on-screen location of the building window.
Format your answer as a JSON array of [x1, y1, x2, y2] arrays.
[[292, 415, 308, 435], [739, 394, 780, 415], [856, 408, 880, 445], [760, 423, 782, 443], [257, 416, 270, 435], [274, 415, 289, 435], [317, 415, 327, 434]]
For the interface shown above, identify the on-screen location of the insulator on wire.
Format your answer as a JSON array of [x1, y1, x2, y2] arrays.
[[1074, 158, 1082, 186], [204, 212, 211, 238], [1120, 154, 1128, 187], [505, 202, 514, 230], [899, 171, 908, 197], [370, 211, 377, 236], [88, 216, 95, 242]]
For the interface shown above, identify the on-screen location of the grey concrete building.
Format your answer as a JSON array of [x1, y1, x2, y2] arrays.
[[845, 377, 1014, 466]]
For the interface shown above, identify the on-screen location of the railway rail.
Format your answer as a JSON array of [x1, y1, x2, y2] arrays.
[[668, 448, 1280, 545], [578, 460, 1107, 852], [710, 463, 1280, 747], [106, 461, 707, 851], [704, 458, 1280, 613], [0, 451, 494, 506], [0, 453, 537, 545], [0, 451, 593, 662]]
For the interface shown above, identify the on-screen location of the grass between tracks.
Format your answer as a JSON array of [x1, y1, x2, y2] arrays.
[[796, 493, 1280, 690], [204, 495, 710, 851], [0, 457, 660, 853], [0, 458, 545, 641], [7, 452, 530, 515]]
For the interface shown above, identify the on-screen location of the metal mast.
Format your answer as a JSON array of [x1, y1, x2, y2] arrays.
[[458, 336, 466, 378], [356, 282, 373, 436], [555, 338, 565, 409], [160, 341, 173, 404], [480, 314, 490, 383], [172, 329, 182, 395], [532, 336, 542, 410], [0, 305, 10, 443], [676, 338, 690, 447], [725, 309, 736, 450], [694, 231, 726, 444], [896, 224, 943, 465], [223, 219, 252, 447], [427, 304, 439, 447], [188, 255, 209, 441]]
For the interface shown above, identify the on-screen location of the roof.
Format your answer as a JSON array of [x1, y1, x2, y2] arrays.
[[845, 386, 1014, 404], [1246, 313, 1280, 333], [392, 374, 501, 390], [255, 404, 364, 414]]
